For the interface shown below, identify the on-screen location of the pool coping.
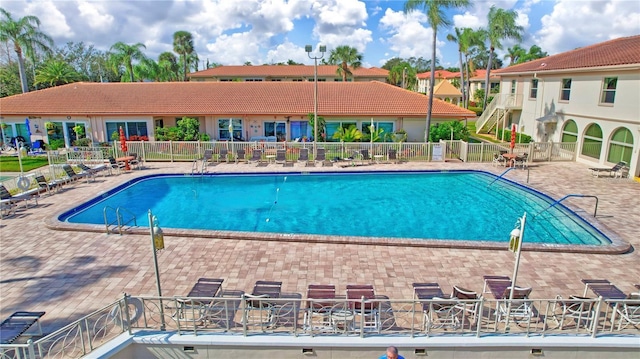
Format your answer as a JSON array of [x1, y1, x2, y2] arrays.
[[45, 170, 632, 255]]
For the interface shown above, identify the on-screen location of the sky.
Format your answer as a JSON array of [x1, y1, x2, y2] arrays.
[[2, 0, 640, 71]]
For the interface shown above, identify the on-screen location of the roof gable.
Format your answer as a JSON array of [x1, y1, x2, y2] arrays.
[[0, 81, 475, 118], [433, 81, 462, 97]]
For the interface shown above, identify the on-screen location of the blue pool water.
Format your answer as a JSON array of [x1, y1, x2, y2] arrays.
[[61, 171, 609, 245]]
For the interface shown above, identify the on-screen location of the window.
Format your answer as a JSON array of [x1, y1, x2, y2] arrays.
[[264, 121, 286, 141], [218, 118, 242, 140], [292, 79, 304, 82], [106, 121, 148, 141], [244, 78, 263, 82], [529, 79, 539, 99], [600, 77, 617, 104], [580, 123, 602, 159], [607, 127, 633, 164], [325, 121, 356, 141], [510, 80, 517, 95], [362, 121, 394, 141], [561, 120, 578, 143], [290, 121, 310, 140], [560, 78, 571, 101]]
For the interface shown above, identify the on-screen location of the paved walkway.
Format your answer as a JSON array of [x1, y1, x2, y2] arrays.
[[0, 160, 639, 332]]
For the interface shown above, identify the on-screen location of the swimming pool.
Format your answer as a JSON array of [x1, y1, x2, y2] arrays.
[[60, 171, 612, 247]]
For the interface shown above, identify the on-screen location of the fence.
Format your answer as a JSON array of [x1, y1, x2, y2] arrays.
[[111, 140, 578, 164], [1, 294, 637, 358]]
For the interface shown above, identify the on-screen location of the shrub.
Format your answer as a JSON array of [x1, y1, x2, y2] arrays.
[[72, 138, 92, 147], [199, 132, 211, 141], [48, 139, 65, 150], [468, 106, 483, 116], [496, 128, 532, 143]]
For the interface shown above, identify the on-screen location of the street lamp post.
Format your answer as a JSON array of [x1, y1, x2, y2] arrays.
[[305, 44, 326, 159], [148, 210, 166, 331], [505, 212, 527, 331]]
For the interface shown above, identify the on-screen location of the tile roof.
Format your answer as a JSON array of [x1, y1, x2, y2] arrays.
[[417, 70, 460, 80], [433, 81, 462, 97], [468, 69, 500, 81], [0, 81, 475, 118], [188, 65, 389, 78], [495, 35, 640, 74]]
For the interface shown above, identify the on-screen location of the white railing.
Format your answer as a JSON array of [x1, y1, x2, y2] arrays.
[[475, 94, 524, 134], [1, 294, 636, 358]]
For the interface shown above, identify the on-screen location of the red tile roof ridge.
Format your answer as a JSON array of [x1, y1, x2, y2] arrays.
[[495, 35, 640, 74]]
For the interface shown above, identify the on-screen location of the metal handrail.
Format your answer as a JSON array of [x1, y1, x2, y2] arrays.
[[115, 207, 137, 235], [487, 167, 516, 187], [534, 194, 599, 218], [103, 206, 119, 234]]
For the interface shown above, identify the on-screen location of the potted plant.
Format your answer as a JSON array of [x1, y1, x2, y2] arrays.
[[73, 124, 85, 138], [45, 122, 56, 134]]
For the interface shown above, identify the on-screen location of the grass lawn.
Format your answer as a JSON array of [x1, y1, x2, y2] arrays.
[[0, 155, 49, 172]]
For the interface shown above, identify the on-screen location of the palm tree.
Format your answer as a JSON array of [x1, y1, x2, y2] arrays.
[[504, 44, 526, 66], [446, 27, 470, 107], [482, 5, 523, 110], [328, 45, 363, 82], [518, 45, 548, 64], [158, 51, 179, 81], [172, 30, 194, 81], [35, 58, 82, 87], [109, 41, 146, 82], [404, 0, 470, 142], [0, 8, 53, 93]]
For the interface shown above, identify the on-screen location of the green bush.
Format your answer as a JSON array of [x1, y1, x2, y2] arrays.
[[199, 132, 211, 141], [468, 106, 483, 116], [72, 138, 92, 147], [496, 128, 532, 143], [48, 139, 65, 150], [429, 121, 469, 142]]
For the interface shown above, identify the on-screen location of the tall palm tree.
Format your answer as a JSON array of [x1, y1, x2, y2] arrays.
[[446, 27, 469, 107], [504, 44, 526, 66], [328, 45, 363, 82], [482, 5, 523, 109], [109, 41, 146, 82], [35, 58, 82, 87], [172, 30, 194, 81], [0, 8, 53, 93], [404, 0, 470, 142], [158, 51, 179, 81], [460, 28, 483, 108]]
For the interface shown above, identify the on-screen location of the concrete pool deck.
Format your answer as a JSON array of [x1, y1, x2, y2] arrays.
[[0, 160, 639, 334]]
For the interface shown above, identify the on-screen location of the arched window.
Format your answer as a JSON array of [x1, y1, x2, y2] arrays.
[[561, 120, 578, 142], [581, 123, 603, 159], [607, 127, 633, 164]]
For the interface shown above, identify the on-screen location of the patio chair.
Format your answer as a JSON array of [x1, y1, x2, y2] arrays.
[[496, 286, 533, 324], [202, 290, 244, 330], [218, 148, 229, 163], [360, 149, 371, 164], [492, 153, 506, 167], [451, 285, 480, 322], [298, 148, 311, 166], [616, 293, 640, 330], [315, 148, 326, 166], [0, 200, 17, 218], [248, 149, 264, 165], [108, 157, 125, 175], [0, 311, 46, 344], [234, 149, 247, 164], [78, 163, 107, 177], [244, 281, 282, 329], [388, 149, 399, 164], [346, 284, 379, 332], [34, 175, 62, 195], [275, 149, 288, 165], [271, 292, 302, 328], [552, 295, 597, 331], [515, 153, 529, 169], [428, 297, 463, 330], [0, 184, 38, 208], [581, 279, 640, 329], [128, 153, 141, 169], [413, 282, 445, 330], [62, 164, 93, 183], [589, 161, 626, 178], [304, 284, 338, 332]]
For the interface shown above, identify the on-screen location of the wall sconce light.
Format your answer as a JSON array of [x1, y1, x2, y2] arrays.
[[67, 116, 71, 120]]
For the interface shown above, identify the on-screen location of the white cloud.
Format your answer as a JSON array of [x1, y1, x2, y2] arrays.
[[206, 32, 262, 65], [310, 0, 372, 52], [23, 0, 73, 38], [265, 41, 311, 64], [379, 8, 443, 60], [534, 0, 640, 54], [77, 1, 114, 32]]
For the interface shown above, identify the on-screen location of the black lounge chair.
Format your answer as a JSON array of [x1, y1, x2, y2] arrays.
[[0, 184, 38, 208], [589, 161, 627, 178], [218, 148, 229, 163], [298, 148, 311, 166], [315, 148, 328, 166], [34, 175, 62, 195], [234, 149, 247, 164], [388, 149, 399, 164], [108, 157, 125, 174], [275, 149, 288, 165], [62, 164, 93, 183], [0, 311, 45, 344], [248, 149, 263, 164]]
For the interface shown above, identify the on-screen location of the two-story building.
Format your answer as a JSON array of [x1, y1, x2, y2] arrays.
[[476, 35, 640, 177], [187, 65, 389, 83]]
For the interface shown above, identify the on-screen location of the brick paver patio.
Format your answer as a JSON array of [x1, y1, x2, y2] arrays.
[[1, 160, 638, 333]]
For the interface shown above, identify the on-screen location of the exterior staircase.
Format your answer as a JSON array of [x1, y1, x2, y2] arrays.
[[475, 94, 523, 134]]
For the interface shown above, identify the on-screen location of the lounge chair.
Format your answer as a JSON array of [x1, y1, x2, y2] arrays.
[[298, 148, 311, 166], [428, 297, 463, 330], [78, 163, 107, 177], [34, 175, 62, 195], [248, 149, 264, 164], [413, 282, 446, 330], [275, 149, 288, 165], [0, 200, 17, 218], [0, 311, 46, 344], [271, 292, 302, 328], [315, 148, 327, 166], [496, 286, 533, 324], [552, 295, 597, 331], [388, 149, 399, 164], [582, 279, 640, 329], [346, 284, 379, 332], [175, 278, 224, 326], [218, 148, 229, 163], [234, 149, 246, 164], [0, 184, 38, 208], [304, 284, 339, 332], [202, 290, 244, 330], [62, 164, 93, 183], [244, 281, 282, 329], [451, 285, 480, 322], [360, 149, 371, 164], [589, 161, 627, 178]]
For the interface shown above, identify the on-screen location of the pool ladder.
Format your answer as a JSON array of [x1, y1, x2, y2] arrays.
[[103, 206, 138, 235], [534, 194, 599, 218]]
